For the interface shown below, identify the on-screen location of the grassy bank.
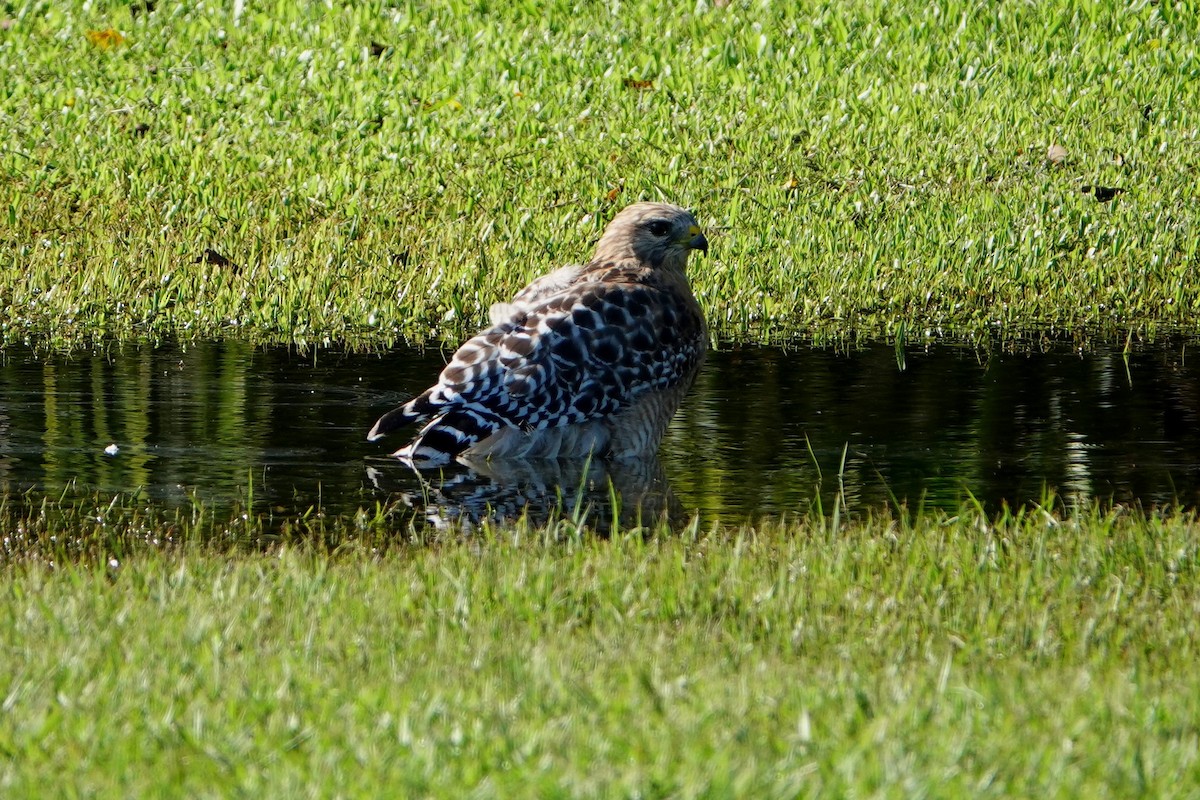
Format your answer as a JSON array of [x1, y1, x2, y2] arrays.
[[3, 0, 1199, 348], [1, 498, 1198, 796]]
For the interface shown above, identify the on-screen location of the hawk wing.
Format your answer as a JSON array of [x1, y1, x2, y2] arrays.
[[435, 275, 705, 431], [487, 263, 585, 326]]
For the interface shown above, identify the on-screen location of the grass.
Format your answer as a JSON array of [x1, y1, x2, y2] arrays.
[[4, 1, 1200, 794], [1, 494, 1199, 796], [2, 0, 1199, 348]]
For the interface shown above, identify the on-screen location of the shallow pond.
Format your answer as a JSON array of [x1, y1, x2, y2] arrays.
[[1, 340, 1197, 528]]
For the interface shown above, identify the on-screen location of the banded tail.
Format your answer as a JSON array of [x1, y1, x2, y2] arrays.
[[366, 393, 434, 442], [368, 395, 503, 466]]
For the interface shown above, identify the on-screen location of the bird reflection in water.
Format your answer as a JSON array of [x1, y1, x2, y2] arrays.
[[365, 454, 683, 535]]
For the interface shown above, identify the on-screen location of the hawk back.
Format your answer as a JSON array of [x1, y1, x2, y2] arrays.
[[371, 264, 704, 465]]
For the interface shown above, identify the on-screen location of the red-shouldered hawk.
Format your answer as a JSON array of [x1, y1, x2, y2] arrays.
[[368, 202, 709, 466]]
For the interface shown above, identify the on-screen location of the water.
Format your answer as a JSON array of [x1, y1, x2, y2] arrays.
[[1, 340, 1197, 527]]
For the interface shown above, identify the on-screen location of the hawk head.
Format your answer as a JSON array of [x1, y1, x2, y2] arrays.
[[592, 202, 709, 271]]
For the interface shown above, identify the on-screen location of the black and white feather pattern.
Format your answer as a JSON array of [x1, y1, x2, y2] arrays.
[[369, 202, 709, 466]]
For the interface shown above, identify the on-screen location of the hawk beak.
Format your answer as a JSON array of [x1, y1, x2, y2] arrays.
[[688, 231, 709, 255]]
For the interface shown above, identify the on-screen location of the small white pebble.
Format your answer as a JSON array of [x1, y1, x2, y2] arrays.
[[104, 443, 119, 456]]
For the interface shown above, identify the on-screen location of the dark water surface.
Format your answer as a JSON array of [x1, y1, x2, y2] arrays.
[[1, 340, 1198, 526]]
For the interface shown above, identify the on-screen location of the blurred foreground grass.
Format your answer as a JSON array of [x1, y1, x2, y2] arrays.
[[2, 0, 1199, 348], [1, 495, 1198, 796]]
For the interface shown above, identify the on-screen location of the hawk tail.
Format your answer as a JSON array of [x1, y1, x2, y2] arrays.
[[394, 408, 505, 466], [367, 393, 436, 442]]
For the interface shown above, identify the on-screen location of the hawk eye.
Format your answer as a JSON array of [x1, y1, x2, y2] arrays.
[[646, 219, 671, 237]]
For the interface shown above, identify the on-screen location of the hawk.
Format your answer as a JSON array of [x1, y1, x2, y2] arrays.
[[368, 202, 709, 466]]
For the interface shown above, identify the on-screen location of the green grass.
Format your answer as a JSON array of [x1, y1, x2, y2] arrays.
[[3, 0, 1200, 348], [2, 496, 1199, 796], [5, 2, 1200, 794]]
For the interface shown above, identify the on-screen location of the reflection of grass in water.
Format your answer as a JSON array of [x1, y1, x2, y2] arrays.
[[2, 488, 1199, 795], [3, 1, 1200, 348]]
